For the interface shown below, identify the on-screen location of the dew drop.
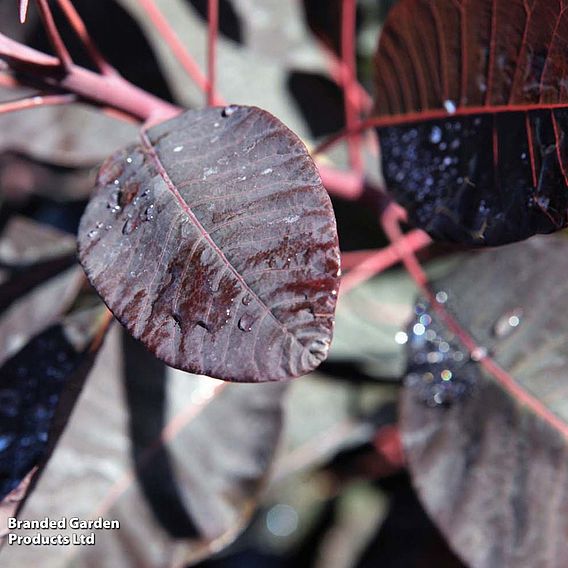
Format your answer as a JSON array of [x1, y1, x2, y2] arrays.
[[173, 145, 184, 153], [470, 347, 488, 361], [435, 291, 448, 304], [0, 434, 14, 452], [443, 100, 457, 113], [242, 293, 252, 306], [493, 308, 523, 338], [429, 126, 442, 144], [88, 229, 99, 239], [143, 204, 155, 221], [261, 168, 273, 175], [222, 105, 238, 117], [238, 314, 254, 332], [395, 331, 408, 345]]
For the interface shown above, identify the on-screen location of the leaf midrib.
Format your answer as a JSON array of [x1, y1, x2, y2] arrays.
[[139, 129, 309, 360]]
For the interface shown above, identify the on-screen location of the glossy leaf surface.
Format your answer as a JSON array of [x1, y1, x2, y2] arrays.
[[78, 106, 340, 382], [374, 0, 568, 246], [400, 236, 568, 567]]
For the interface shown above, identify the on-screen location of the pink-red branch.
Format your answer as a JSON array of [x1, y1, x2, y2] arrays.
[[0, 92, 76, 115], [137, 0, 224, 106], [0, 31, 179, 122], [19, 0, 29, 23], [341, 0, 363, 173], [207, 0, 219, 106]]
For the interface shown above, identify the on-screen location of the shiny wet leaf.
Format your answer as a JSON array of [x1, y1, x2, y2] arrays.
[[78, 106, 340, 382]]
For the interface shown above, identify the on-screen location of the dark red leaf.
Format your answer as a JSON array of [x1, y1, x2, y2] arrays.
[[78, 106, 340, 382], [400, 236, 568, 567], [374, 0, 568, 246]]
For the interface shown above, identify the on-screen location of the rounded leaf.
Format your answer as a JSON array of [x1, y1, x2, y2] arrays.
[[78, 106, 340, 382]]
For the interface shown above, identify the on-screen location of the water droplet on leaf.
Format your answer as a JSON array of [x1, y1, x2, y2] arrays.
[[443, 100, 457, 113], [222, 105, 238, 117], [238, 314, 254, 332], [493, 308, 523, 338], [430, 126, 442, 144]]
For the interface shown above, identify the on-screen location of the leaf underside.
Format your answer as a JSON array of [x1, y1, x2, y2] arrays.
[[78, 106, 340, 382], [400, 236, 568, 568], [375, 0, 568, 246]]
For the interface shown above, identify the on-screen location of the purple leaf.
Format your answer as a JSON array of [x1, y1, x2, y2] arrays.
[[78, 106, 340, 382], [400, 236, 568, 567]]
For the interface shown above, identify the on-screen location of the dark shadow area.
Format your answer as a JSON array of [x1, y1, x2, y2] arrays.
[[287, 71, 345, 139], [301, 0, 361, 55], [357, 475, 466, 568], [318, 360, 401, 385], [330, 194, 389, 252], [186, 0, 243, 44], [0, 254, 76, 315], [122, 330, 200, 538]]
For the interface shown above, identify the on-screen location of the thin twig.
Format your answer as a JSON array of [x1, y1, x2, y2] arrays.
[[321, 40, 372, 113], [138, 0, 224, 105], [19, 0, 30, 23], [35, 0, 73, 71], [341, 0, 363, 172], [0, 92, 76, 115], [207, 0, 219, 106], [0, 32, 180, 122], [56, 0, 116, 76]]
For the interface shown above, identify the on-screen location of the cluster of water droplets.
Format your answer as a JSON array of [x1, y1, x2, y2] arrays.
[[0, 327, 79, 498], [403, 293, 481, 407], [379, 115, 491, 236], [88, 166, 157, 241]]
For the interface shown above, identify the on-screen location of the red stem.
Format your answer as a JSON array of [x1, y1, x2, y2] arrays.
[[19, 0, 29, 23], [137, 0, 224, 105], [0, 32, 179, 122], [207, 0, 219, 107], [341, 0, 363, 173], [0, 92, 76, 114]]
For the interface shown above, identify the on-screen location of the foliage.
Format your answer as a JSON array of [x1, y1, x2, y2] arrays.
[[1, 1, 567, 567]]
